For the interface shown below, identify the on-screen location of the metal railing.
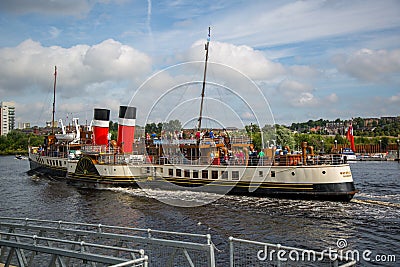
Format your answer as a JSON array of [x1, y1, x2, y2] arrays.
[[0, 217, 215, 267], [229, 237, 356, 267], [1, 218, 360, 267]]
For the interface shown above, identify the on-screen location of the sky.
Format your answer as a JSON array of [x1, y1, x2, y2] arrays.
[[0, 0, 399, 128]]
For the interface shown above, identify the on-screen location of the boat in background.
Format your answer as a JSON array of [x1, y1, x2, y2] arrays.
[[340, 148, 357, 161]]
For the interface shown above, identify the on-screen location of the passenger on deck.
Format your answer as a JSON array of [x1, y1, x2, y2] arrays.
[[258, 150, 265, 165], [209, 130, 214, 139]]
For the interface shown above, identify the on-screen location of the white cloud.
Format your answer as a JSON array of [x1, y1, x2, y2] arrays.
[[0, 39, 153, 124], [217, 0, 400, 48], [49, 27, 62, 39], [333, 48, 400, 82], [276, 80, 338, 108], [187, 40, 285, 80], [388, 93, 400, 103], [326, 93, 338, 103], [0, 39, 152, 97], [288, 65, 320, 79]]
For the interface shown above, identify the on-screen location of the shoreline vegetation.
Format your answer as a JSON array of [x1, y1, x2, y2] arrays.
[[0, 131, 43, 155], [1, 118, 399, 156]]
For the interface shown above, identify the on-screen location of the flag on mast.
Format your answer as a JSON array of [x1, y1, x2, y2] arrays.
[[346, 122, 356, 152]]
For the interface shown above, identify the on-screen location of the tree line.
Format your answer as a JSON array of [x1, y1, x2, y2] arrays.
[[290, 117, 400, 137], [0, 131, 43, 155], [1, 119, 398, 155]]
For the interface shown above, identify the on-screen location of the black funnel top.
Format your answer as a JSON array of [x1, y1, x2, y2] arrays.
[[119, 106, 136, 119], [94, 108, 110, 121]]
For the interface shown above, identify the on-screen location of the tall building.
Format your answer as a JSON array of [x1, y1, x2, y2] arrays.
[[0, 101, 16, 136]]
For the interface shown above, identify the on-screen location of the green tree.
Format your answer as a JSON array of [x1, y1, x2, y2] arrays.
[[0, 130, 43, 154], [245, 124, 261, 150], [162, 120, 182, 133], [275, 125, 295, 149]]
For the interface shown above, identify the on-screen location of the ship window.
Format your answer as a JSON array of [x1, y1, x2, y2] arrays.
[[168, 169, 173, 176], [322, 170, 326, 175], [221, 171, 228, 179], [291, 171, 295, 176], [193, 170, 199, 178], [146, 167, 150, 173], [271, 171, 275, 177], [232, 171, 239, 180], [212, 170, 218, 179], [176, 169, 182, 177], [184, 170, 190, 178], [202, 170, 208, 179], [259, 171, 263, 177]]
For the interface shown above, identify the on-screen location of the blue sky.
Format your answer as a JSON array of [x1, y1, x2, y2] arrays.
[[0, 0, 399, 128]]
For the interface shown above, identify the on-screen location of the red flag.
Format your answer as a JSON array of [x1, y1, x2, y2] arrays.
[[346, 123, 356, 152]]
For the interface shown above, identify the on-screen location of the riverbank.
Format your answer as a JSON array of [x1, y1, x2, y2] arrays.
[[0, 149, 28, 156]]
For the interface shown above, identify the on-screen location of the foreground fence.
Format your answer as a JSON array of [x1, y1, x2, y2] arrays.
[[1, 217, 360, 266], [229, 237, 356, 267], [0, 217, 214, 267]]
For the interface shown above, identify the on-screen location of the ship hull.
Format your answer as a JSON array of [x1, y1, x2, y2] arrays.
[[29, 151, 357, 201], [28, 150, 76, 179], [64, 158, 357, 201], [137, 179, 356, 202]]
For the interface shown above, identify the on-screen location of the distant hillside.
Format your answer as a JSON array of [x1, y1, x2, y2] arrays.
[[290, 117, 400, 137]]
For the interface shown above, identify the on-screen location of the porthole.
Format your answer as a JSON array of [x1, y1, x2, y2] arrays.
[[291, 171, 295, 176], [322, 170, 326, 174]]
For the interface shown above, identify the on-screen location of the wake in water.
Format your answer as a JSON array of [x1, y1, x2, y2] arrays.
[[355, 192, 400, 203], [107, 187, 222, 206]]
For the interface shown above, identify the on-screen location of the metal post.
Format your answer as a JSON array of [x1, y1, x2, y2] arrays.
[[276, 244, 281, 267], [229, 236, 234, 267], [207, 234, 215, 267], [321, 140, 324, 154]]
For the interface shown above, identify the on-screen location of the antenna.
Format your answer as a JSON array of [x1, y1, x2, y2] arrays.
[[52, 66, 57, 134], [197, 27, 211, 132]]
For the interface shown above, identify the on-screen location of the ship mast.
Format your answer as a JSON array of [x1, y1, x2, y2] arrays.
[[197, 27, 210, 132], [51, 66, 57, 135]]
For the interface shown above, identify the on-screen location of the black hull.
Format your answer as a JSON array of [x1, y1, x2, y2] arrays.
[[28, 158, 67, 179], [65, 174, 357, 202]]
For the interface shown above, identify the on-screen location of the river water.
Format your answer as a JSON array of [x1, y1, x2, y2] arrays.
[[0, 156, 399, 266]]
